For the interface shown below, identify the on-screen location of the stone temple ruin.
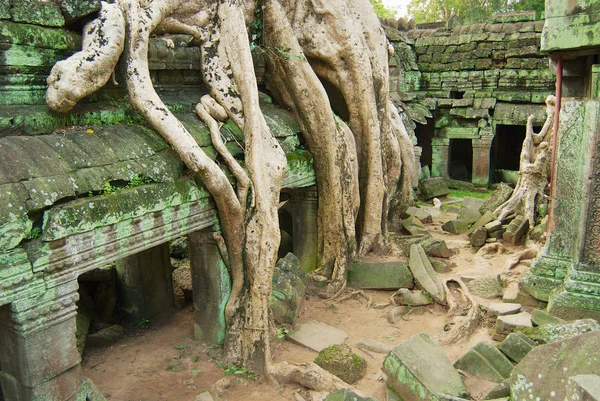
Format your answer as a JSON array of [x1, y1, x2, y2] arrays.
[[0, 0, 599, 400]]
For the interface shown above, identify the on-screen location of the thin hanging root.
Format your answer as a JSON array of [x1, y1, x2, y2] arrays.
[[503, 246, 539, 272], [440, 278, 481, 345]]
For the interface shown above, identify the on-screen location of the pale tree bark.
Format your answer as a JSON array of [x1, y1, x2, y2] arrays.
[[495, 95, 555, 229], [46, 0, 416, 379]]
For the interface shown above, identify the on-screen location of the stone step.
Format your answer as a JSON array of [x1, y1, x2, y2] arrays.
[[453, 341, 514, 383]]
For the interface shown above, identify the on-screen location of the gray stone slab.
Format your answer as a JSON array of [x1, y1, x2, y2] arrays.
[[406, 206, 433, 224], [497, 332, 535, 363], [454, 341, 514, 383], [287, 320, 348, 352], [409, 244, 446, 305], [488, 302, 521, 317], [383, 333, 468, 400], [494, 312, 532, 340], [467, 275, 503, 299], [567, 375, 600, 401], [348, 258, 413, 290]]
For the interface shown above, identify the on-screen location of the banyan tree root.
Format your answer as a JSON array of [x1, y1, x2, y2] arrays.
[[503, 245, 540, 272], [439, 278, 481, 345], [269, 362, 355, 393]]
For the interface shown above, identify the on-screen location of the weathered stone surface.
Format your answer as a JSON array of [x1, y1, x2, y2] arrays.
[[470, 227, 488, 247], [393, 288, 434, 306], [287, 320, 348, 352], [465, 211, 495, 236], [497, 332, 535, 364], [442, 219, 471, 234], [358, 339, 392, 355], [195, 390, 217, 401], [420, 177, 450, 200], [502, 282, 544, 307], [483, 379, 510, 400], [170, 237, 189, 259], [11, 0, 65, 27], [402, 216, 430, 236], [58, 0, 101, 23], [516, 319, 600, 345], [454, 341, 513, 383], [347, 258, 413, 290], [479, 184, 513, 215], [324, 389, 378, 401], [172, 263, 192, 306], [488, 302, 521, 317], [484, 220, 502, 232], [270, 253, 307, 325], [86, 325, 124, 347], [382, 333, 468, 400], [420, 238, 453, 258], [530, 308, 565, 326], [409, 244, 445, 305], [314, 344, 366, 384], [510, 331, 600, 401], [494, 312, 532, 340], [567, 375, 600, 401], [502, 215, 528, 245], [388, 306, 410, 323], [467, 275, 503, 299], [458, 198, 484, 223], [406, 206, 433, 224]]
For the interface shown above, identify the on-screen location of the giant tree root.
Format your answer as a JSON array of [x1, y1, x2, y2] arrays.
[[503, 245, 539, 272], [269, 362, 355, 393], [439, 278, 481, 345]]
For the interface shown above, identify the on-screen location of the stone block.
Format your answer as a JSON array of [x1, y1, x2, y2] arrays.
[[409, 244, 445, 305], [420, 238, 453, 258], [287, 320, 348, 352], [419, 177, 450, 200], [402, 216, 430, 236], [324, 389, 378, 401], [453, 341, 514, 382], [270, 253, 307, 325], [10, 0, 65, 27], [347, 258, 413, 291], [58, 0, 101, 23], [530, 308, 565, 326], [442, 219, 471, 234], [465, 211, 495, 236], [469, 227, 488, 247], [484, 220, 502, 232], [493, 312, 532, 340], [467, 275, 503, 299], [86, 325, 124, 347], [382, 333, 469, 401], [393, 289, 434, 306], [497, 332, 536, 363], [510, 331, 600, 401], [457, 207, 482, 226], [315, 344, 366, 384], [482, 379, 510, 400], [488, 302, 521, 318], [517, 319, 600, 345], [406, 206, 433, 224], [567, 375, 600, 401], [502, 215, 528, 245], [388, 306, 411, 324], [479, 184, 513, 215]]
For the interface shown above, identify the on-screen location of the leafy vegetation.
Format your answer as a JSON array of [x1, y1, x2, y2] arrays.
[[370, 0, 397, 18]]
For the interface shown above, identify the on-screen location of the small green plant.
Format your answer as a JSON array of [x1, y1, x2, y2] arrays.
[[128, 174, 155, 188], [192, 355, 200, 362], [175, 344, 186, 350], [138, 317, 151, 328], [165, 364, 176, 371], [102, 181, 118, 195], [26, 227, 42, 240], [275, 327, 289, 339], [223, 364, 259, 379]]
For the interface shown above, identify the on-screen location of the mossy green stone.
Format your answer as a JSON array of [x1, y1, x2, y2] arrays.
[[315, 344, 366, 384], [11, 0, 65, 27]]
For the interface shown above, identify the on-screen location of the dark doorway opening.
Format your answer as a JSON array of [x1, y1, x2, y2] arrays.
[[278, 207, 294, 259], [319, 78, 350, 122], [415, 118, 434, 169], [491, 124, 534, 183], [449, 138, 472, 181]]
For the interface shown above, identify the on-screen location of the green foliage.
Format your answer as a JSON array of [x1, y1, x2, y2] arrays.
[[128, 174, 155, 188], [249, 1, 265, 51], [275, 327, 289, 339], [175, 344, 186, 350], [222, 364, 259, 379], [407, 0, 542, 24], [102, 181, 118, 195], [370, 0, 397, 18], [26, 227, 42, 240], [448, 189, 491, 199], [138, 317, 151, 328]]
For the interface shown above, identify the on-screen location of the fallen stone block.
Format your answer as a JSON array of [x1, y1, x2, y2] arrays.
[[566, 375, 600, 401], [482, 379, 510, 400], [420, 177, 450, 200], [497, 332, 536, 363], [502, 215, 528, 245], [516, 319, 600, 344], [493, 312, 532, 340], [453, 341, 514, 383], [287, 320, 348, 352], [528, 215, 548, 241], [387, 306, 410, 324], [479, 183, 513, 215], [469, 227, 488, 247], [315, 344, 366, 384], [392, 289, 433, 306], [442, 219, 471, 234], [270, 253, 307, 325], [347, 258, 413, 290], [430, 258, 454, 273], [467, 275, 503, 299], [406, 206, 433, 224], [465, 211, 495, 236], [530, 308, 565, 326], [402, 216, 430, 236], [393, 234, 428, 257], [324, 389, 378, 401], [409, 244, 445, 305], [488, 229, 504, 240], [484, 220, 502, 232], [420, 238, 454, 258], [358, 339, 392, 354], [502, 282, 545, 307], [382, 333, 469, 401], [510, 331, 600, 401], [86, 324, 125, 347], [195, 391, 217, 401], [487, 302, 521, 318]]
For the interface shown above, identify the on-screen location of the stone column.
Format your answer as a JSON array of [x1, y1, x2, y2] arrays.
[[188, 229, 231, 345], [471, 137, 492, 187], [115, 243, 174, 322], [523, 100, 600, 320], [0, 281, 92, 401], [431, 137, 450, 178], [413, 146, 422, 185], [286, 188, 318, 273]]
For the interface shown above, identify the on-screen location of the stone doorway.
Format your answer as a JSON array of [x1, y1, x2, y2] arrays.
[[491, 124, 526, 184], [415, 118, 434, 170], [449, 138, 473, 181]]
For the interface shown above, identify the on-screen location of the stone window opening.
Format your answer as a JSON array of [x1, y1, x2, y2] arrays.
[[449, 138, 473, 182]]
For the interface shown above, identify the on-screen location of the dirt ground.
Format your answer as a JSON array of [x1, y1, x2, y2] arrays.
[[82, 206, 538, 401]]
